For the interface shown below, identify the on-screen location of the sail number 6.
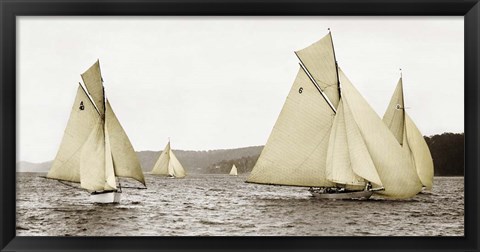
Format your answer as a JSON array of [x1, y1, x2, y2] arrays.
[[299, 87, 303, 94]]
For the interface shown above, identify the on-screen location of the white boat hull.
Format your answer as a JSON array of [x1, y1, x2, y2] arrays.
[[90, 191, 121, 203], [310, 190, 373, 200]]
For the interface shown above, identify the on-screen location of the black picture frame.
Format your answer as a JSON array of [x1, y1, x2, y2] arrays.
[[1, 0, 478, 251]]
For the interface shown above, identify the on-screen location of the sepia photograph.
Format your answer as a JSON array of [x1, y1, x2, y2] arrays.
[[16, 16, 464, 236]]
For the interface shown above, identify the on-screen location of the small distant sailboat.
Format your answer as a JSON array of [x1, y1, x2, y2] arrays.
[[229, 164, 238, 176], [247, 31, 424, 200], [382, 76, 434, 190], [47, 60, 146, 204], [151, 141, 186, 178]]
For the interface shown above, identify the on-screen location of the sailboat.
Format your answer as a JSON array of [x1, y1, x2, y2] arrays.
[[150, 141, 186, 178], [229, 164, 238, 176], [247, 31, 424, 199], [47, 60, 146, 204], [383, 76, 434, 190]]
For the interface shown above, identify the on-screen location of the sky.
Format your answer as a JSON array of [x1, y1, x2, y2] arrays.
[[17, 16, 464, 163]]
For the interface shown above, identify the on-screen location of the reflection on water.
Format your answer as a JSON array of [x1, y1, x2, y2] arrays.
[[16, 173, 464, 236]]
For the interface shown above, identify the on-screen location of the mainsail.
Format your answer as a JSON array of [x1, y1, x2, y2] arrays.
[[246, 67, 335, 187], [151, 141, 186, 178], [229, 164, 238, 176], [383, 78, 434, 189], [48, 61, 145, 192], [47, 85, 99, 183]]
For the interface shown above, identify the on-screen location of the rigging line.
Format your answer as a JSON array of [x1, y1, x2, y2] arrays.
[[39, 176, 85, 191], [400, 75, 406, 141], [120, 186, 148, 190], [57, 180, 82, 190]]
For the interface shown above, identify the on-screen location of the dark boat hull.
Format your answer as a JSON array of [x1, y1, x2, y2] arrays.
[[310, 190, 373, 200]]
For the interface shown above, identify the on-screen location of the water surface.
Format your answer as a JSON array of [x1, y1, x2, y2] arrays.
[[16, 174, 464, 236]]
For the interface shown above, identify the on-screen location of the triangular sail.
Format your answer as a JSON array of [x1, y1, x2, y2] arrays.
[[81, 60, 104, 115], [229, 164, 238, 176], [47, 85, 100, 183], [247, 67, 335, 187], [104, 124, 117, 190], [295, 32, 340, 109], [151, 142, 171, 175], [168, 150, 186, 178], [383, 78, 405, 145], [405, 113, 434, 189], [105, 100, 146, 185], [339, 68, 422, 198], [342, 92, 383, 187], [80, 119, 116, 191], [151, 142, 186, 178], [383, 79, 434, 189], [326, 99, 364, 186]]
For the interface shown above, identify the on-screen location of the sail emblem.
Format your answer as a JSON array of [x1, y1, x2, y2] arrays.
[[79, 101, 84, 110], [299, 87, 303, 94], [396, 104, 401, 110]]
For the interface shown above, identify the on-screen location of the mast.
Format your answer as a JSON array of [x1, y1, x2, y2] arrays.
[[329, 29, 342, 100], [400, 69, 406, 143]]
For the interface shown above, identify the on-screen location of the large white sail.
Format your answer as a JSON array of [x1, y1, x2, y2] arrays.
[[326, 100, 365, 186], [151, 142, 186, 178], [383, 78, 405, 145], [246, 67, 335, 187], [80, 119, 116, 192], [405, 113, 434, 189], [339, 69, 422, 198], [105, 100, 146, 185], [104, 124, 117, 190], [47, 85, 99, 183], [229, 164, 238, 176], [295, 32, 339, 109], [81, 60, 104, 115], [342, 92, 383, 187]]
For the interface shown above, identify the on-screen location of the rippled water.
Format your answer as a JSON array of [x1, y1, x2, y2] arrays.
[[16, 173, 464, 236]]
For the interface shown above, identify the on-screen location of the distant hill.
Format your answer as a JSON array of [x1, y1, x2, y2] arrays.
[[424, 132, 464, 176], [206, 155, 260, 174], [16, 161, 52, 173], [17, 146, 264, 174], [17, 133, 464, 176], [201, 132, 465, 176]]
